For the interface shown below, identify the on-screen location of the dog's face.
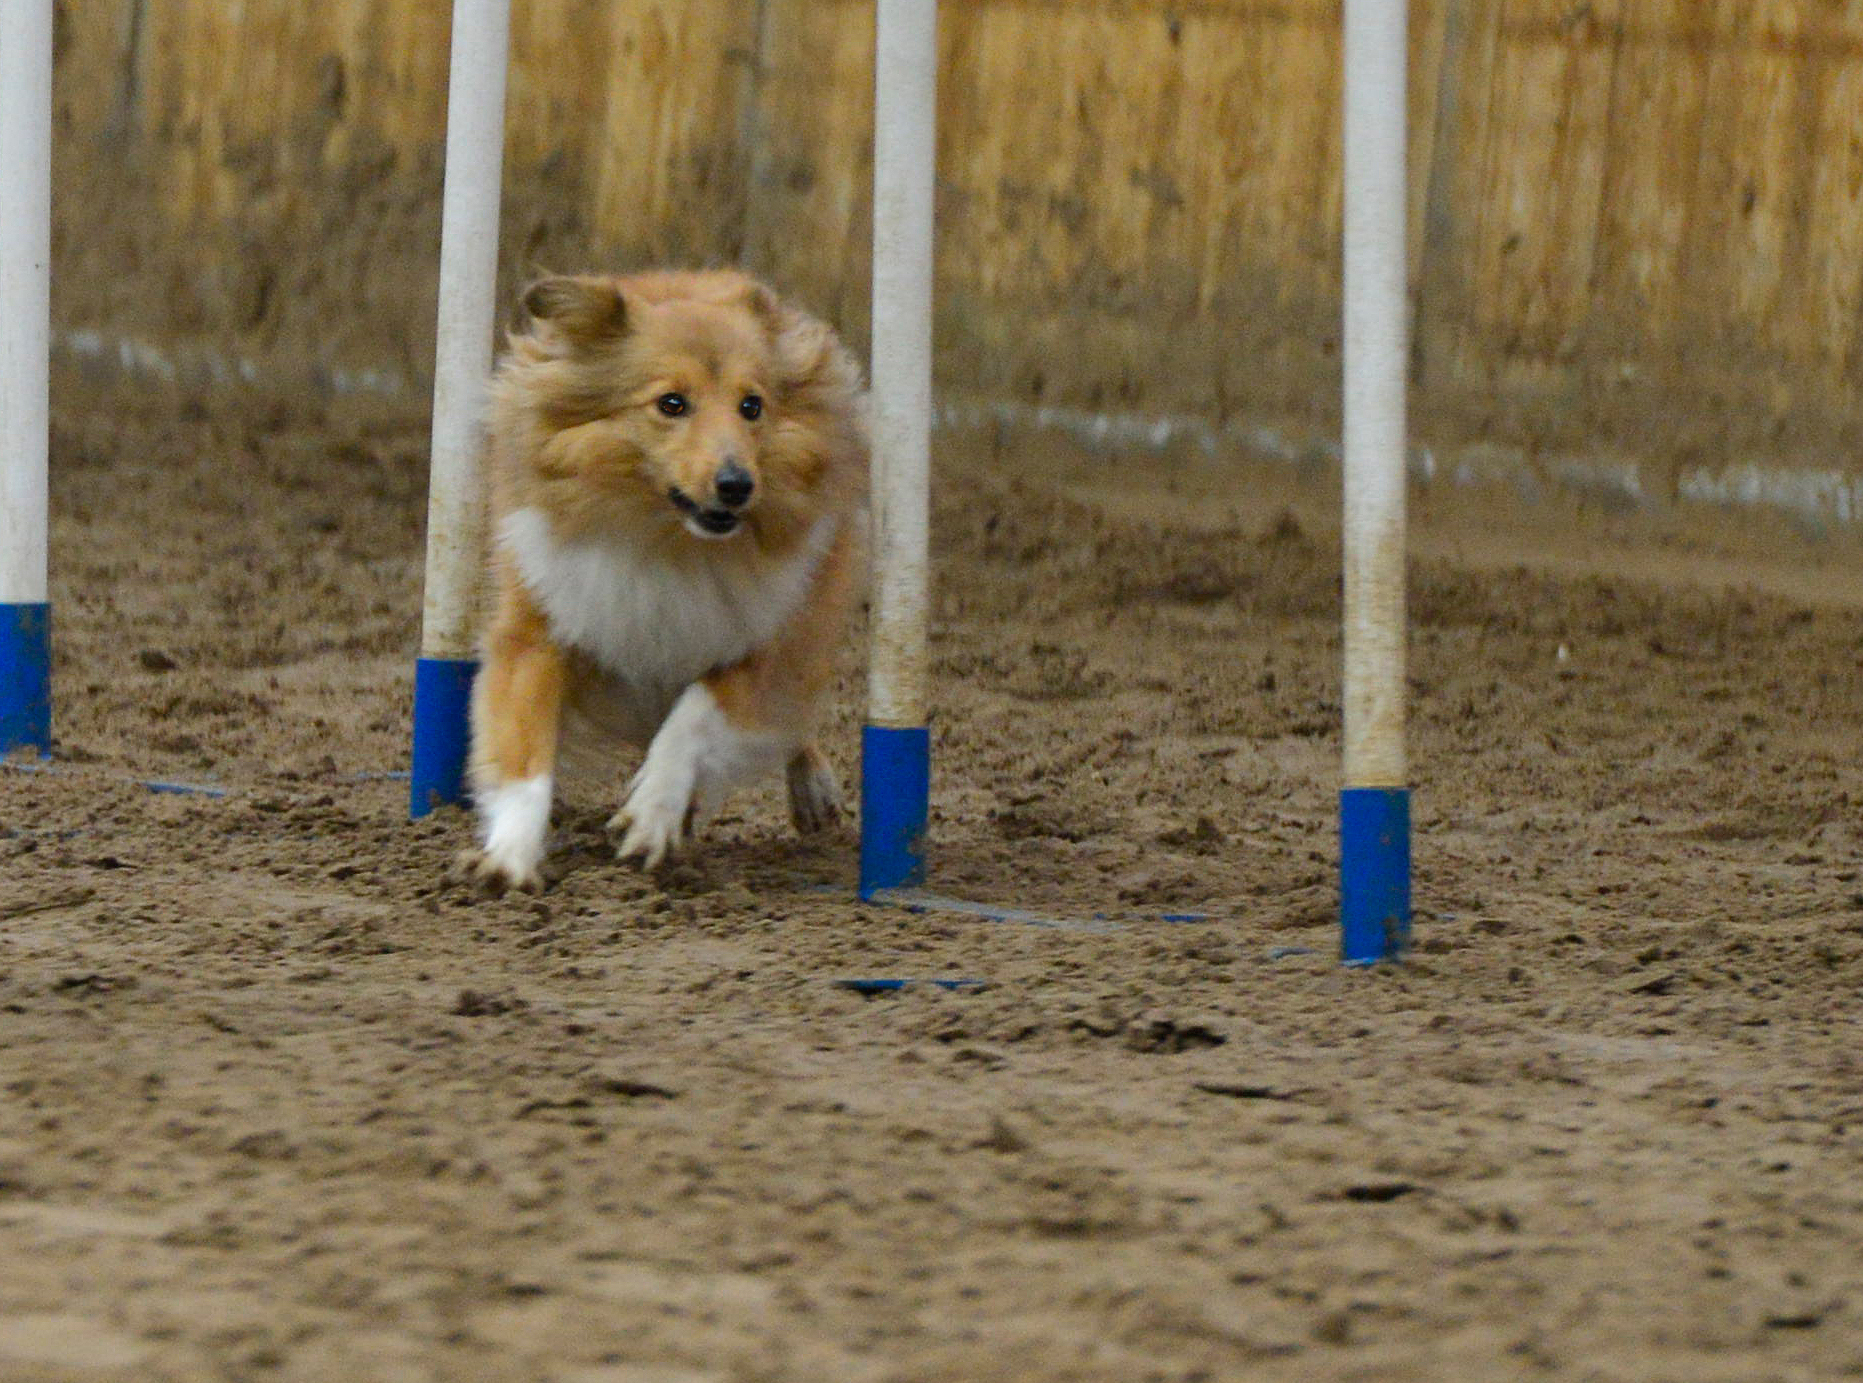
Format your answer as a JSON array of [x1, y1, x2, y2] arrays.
[[629, 301, 768, 539], [506, 272, 848, 549]]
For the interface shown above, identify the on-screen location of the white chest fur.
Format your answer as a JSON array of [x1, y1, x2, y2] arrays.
[[498, 506, 835, 699]]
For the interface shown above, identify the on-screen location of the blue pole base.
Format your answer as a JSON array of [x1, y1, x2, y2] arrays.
[[0, 603, 51, 756], [860, 724, 929, 899], [410, 657, 477, 818], [1341, 786, 1411, 965]]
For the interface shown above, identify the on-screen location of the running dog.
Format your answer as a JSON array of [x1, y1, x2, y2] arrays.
[[457, 269, 866, 892]]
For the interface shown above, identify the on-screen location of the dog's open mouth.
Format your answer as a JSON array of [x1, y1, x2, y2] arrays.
[[667, 488, 740, 538]]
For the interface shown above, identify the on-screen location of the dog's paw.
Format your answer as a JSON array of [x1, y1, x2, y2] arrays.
[[786, 750, 842, 835], [462, 774, 554, 895], [606, 800, 696, 870], [609, 732, 702, 869], [450, 846, 546, 896]]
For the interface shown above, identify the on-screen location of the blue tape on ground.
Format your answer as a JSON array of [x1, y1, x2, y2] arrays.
[[3, 763, 403, 806], [142, 780, 228, 798], [852, 885, 1209, 934], [860, 724, 929, 898], [1341, 786, 1411, 964], [864, 886, 1123, 933], [836, 978, 986, 995], [409, 657, 476, 818], [0, 602, 51, 756]]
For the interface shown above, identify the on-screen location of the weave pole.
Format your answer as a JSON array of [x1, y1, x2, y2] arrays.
[[1340, 0, 1412, 963], [0, 0, 54, 756], [409, 0, 511, 818], [860, 0, 938, 898]]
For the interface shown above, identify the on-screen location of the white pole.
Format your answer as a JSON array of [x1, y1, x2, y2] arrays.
[[1340, 0, 1411, 961], [410, 0, 510, 815], [860, 0, 938, 895], [868, 0, 936, 731], [0, 0, 54, 754]]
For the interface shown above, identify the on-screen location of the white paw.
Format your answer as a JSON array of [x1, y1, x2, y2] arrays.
[[463, 775, 552, 893], [607, 797, 694, 869], [452, 846, 545, 895], [608, 755, 697, 869], [608, 683, 789, 869], [787, 751, 841, 835]]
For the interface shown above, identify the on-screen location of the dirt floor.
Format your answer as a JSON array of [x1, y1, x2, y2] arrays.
[[6, 370, 1863, 1382]]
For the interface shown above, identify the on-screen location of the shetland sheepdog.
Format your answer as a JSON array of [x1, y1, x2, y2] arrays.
[[457, 269, 866, 892]]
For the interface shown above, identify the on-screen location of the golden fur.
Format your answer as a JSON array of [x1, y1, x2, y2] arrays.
[[458, 268, 866, 891]]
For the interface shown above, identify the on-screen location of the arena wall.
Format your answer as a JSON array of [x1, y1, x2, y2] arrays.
[[50, 1, 1863, 522]]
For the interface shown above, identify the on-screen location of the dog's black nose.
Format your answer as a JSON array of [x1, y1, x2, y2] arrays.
[[714, 460, 755, 509]]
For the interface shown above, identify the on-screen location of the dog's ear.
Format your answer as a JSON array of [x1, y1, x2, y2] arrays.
[[741, 281, 783, 333], [770, 308, 846, 400], [519, 276, 628, 348], [739, 282, 833, 395]]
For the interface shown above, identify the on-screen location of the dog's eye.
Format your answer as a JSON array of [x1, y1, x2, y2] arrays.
[[656, 392, 688, 417], [739, 394, 763, 421]]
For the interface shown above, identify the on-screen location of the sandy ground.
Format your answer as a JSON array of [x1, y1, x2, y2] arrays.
[[5, 372, 1863, 1382]]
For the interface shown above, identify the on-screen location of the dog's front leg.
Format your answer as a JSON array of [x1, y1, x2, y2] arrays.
[[460, 588, 566, 893], [612, 519, 858, 868], [609, 672, 789, 868]]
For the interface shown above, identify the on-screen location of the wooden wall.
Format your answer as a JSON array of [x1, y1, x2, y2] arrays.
[[47, 0, 1863, 473], [1420, 3, 1863, 395]]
